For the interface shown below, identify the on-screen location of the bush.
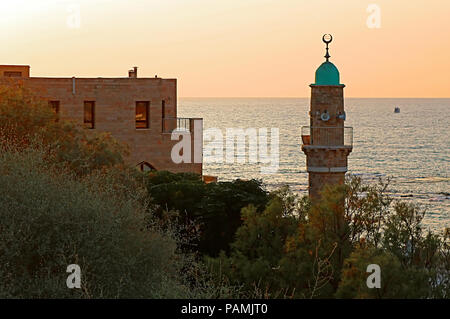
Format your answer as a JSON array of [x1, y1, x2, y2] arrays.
[[0, 83, 127, 176], [207, 197, 301, 298], [0, 147, 202, 298], [0, 84, 239, 298], [207, 177, 450, 299], [336, 246, 431, 299], [144, 171, 269, 256]]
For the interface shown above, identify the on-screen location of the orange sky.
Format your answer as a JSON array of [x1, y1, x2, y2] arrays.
[[1, 0, 449, 97]]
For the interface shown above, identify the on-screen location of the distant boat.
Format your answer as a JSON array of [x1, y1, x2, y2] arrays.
[[394, 107, 400, 113]]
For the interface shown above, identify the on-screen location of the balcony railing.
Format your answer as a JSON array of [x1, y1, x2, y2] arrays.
[[163, 117, 200, 133], [301, 126, 353, 147]]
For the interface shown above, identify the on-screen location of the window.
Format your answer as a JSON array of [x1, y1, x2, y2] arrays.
[[49, 101, 60, 122], [84, 101, 95, 129], [3, 71, 22, 77], [136, 101, 150, 129], [161, 100, 166, 132]]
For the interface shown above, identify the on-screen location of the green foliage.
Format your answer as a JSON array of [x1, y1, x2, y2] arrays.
[[207, 189, 314, 298], [212, 199, 298, 292], [44, 121, 127, 176], [336, 246, 431, 299], [0, 83, 126, 176], [199, 179, 269, 256], [144, 171, 269, 256], [343, 176, 392, 246], [0, 83, 237, 298], [0, 82, 55, 144], [0, 147, 204, 298], [208, 176, 449, 299]]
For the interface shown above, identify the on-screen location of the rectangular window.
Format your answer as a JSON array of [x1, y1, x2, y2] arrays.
[[161, 100, 165, 132], [162, 100, 166, 118], [84, 101, 95, 129], [49, 101, 60, 122], [136, 101, 150, 129]]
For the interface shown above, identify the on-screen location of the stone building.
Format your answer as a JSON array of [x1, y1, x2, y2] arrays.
[[0, 65, 203, 175], [301, 35, 353, 199]]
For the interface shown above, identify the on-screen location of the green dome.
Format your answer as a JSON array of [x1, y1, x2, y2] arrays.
[[314, 61, 340, 85]]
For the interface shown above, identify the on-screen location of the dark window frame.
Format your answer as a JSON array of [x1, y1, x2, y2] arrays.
[[161, 100, 166, 132], [49, 101, 60, 122], [136, 101, 150, 129], [162, 100, 166, 118], [84, 101, 95, 129]]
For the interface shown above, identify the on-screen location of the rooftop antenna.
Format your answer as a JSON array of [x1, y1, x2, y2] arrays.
[[322, 34, 333, 62]]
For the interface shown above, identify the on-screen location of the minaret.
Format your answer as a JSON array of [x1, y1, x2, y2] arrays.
[[301, 34, 353, 200]]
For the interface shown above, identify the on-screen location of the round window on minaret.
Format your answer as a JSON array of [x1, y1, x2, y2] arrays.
[[321, 111, 330, 121]]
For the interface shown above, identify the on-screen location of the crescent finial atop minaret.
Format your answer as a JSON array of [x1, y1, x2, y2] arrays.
[[322, 34, 333, 62]]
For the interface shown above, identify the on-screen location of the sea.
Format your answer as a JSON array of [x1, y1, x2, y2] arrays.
[[178, 98, 449, 232]]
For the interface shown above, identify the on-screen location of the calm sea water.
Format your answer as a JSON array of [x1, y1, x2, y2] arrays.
[[178, 98, 449, 231]]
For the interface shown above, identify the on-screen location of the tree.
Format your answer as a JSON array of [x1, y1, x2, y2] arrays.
[[144, 171, 269, 256], [208, 176, 449, 299], [336, 246, 430, 299], [0, 83, 127, 176], [0, 147, 203, 298], [207, 191, 309, 298]]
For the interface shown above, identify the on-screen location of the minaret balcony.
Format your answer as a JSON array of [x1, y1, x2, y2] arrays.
[[301, 126, 353, 150]]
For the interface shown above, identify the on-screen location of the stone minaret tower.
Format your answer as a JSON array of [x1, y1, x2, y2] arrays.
[[301, 35, 353, 200]]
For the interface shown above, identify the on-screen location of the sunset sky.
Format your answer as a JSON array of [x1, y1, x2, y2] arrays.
[[1, 0, 449, 97]]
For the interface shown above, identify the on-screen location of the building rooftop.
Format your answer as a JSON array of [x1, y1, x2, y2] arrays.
[[0, 65, 171, 80]]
